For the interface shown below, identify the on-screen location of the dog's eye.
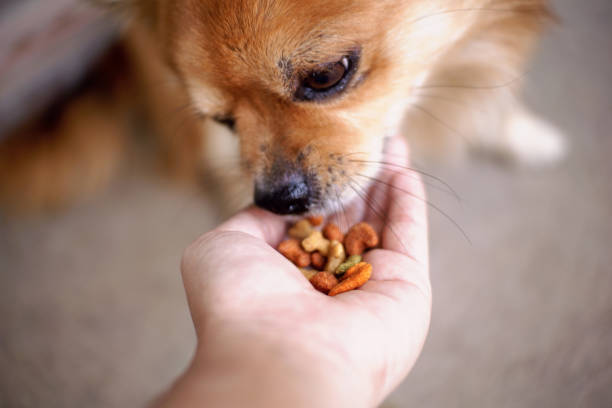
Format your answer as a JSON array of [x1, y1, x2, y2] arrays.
[[295, 51, 360, 102], [212, 115, 236, 131], [305, 59, 347, 90]]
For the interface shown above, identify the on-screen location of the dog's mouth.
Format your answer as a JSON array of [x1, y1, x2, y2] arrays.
[[251, 142, 387, 216]]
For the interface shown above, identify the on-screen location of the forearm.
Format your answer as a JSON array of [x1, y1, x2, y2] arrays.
[[152, 323, 374, 408]]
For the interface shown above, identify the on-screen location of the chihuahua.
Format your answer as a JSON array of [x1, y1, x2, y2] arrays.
[[0, 0, 565, 215]]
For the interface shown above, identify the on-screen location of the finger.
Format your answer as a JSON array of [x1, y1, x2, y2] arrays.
[[382, 134, 411, 167], [182, 229, 304, 296], [181, 230, 309, 333], [358, 135, 411, 233], [382, 137, 429, 268], [215, 206, 287, 247], [183, 206, 314, 310], [341, 135, 411, 235]]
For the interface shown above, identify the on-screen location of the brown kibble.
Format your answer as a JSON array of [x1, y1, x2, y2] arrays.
[[278, 239, 311, 267], [329, 262, 372, 296], [307, 215, 324, 226], [322, 223, 344, 242], [310, 271, 338, 294], [343, 222, 379, 256], [289, 219, 313, 240], [302, 231, 331, 256], [311, 252, 326, 270]]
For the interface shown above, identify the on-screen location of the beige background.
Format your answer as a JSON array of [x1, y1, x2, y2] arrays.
[[1, 0, 611, 406]]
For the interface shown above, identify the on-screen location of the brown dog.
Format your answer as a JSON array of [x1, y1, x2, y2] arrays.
[[0, 0, 565, 214]]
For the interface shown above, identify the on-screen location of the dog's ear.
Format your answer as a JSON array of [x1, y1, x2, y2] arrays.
[[91, 0, 157, 26]]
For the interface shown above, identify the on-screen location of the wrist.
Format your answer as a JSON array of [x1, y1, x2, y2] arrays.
[[155, 321, 374, 407]]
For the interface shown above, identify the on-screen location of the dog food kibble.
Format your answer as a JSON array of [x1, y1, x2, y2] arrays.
[[328, 262, 372, 296], [310, 271, 339, 294], [302, 230, 330, 256], [307, 215, 324, 226], [289, 219, 313, 239], [335, 254, 362, 276], [324, 240, 346, 273], [278, 239, 311, 268], [322, 223, 344, 242], [344, 222, 379, 256], [311, 252, 326, 271], [278, 217, 379, 296]]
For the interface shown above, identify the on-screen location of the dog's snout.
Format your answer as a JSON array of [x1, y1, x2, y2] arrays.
[[254, 173, 312, 215]]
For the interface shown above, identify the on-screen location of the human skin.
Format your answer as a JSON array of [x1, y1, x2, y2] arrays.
[[152, 136, 431, 408]]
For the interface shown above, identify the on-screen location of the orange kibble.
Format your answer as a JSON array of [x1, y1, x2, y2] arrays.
[[322, 223, 344, 242], [328, 262, 372, 296], [341, 261, 361, 280], [343, 222, 379, 256], [307, 215, 324, 226], [278, 239, 311, 268]]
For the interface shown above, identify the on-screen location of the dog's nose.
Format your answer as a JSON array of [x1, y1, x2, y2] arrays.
[[254, 175, 311, 215]]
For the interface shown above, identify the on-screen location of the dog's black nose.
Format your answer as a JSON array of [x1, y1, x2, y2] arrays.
[[254, 175, 311, 215]]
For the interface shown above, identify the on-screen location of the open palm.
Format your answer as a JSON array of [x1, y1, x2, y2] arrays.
[[179, 136, 430, 407]]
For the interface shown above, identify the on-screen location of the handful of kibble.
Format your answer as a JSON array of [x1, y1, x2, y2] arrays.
[[277, 216, 379, 296]]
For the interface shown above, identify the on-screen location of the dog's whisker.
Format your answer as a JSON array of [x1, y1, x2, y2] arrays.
[[353, 174, 471, 244], [410, 72, 526, 92], [355, 168, 460, 202], [407, 102, 470, 144], [324, 187, 339, 225], [411, 92, 490, 115], [347, 159, 460, 201], [329, 197, 345, 230], [353, 163, 460, 201], [333, 184, 350, 233], [408, 6, 546, 31]]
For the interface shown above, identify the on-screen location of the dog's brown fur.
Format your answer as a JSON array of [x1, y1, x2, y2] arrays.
[[0, 0, 564, 214]]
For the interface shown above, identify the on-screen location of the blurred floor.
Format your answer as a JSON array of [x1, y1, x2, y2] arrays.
[[1, 0, 611, 407]]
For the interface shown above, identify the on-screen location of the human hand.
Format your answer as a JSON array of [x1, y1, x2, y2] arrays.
[[154, 136, 431, 408]]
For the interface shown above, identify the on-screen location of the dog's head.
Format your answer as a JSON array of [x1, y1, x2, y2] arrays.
[[111, 0, 548, 215]]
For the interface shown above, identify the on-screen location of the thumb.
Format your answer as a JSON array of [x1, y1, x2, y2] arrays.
[[215, 206, 287, 247], [181, 221, 309, 335]]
